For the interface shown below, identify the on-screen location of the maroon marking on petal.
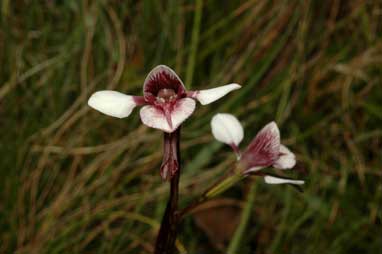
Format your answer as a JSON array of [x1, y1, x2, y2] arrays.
[[163, 106, 173, 129], [186, 91, 198, 98], [132, 96, 147, 105], [140, 98, 195, 133], [241, 123, 280, 169], [143, 66, 186, 102], [151, 97, 177, 129]]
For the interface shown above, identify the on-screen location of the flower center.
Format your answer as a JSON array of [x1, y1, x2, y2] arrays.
[[156, 88, 177, 103]]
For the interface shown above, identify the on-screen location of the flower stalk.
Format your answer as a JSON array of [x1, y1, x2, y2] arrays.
[[178, 171, 244, 219], [205, 173, 244, 199], [154, 128, 181, 254]]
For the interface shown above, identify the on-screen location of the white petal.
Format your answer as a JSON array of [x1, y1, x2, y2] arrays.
[[273, 144, 296, 169], [140, 106, 170, 132], [194, 83, 241, 105], [171, 98, 196, 129], [264, 175, 304, 185], [88, 91, 137, 118], [139, 98, 195, 133], [211, 113, 244, 146]]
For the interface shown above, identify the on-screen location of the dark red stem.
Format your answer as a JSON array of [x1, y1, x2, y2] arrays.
[[154, 128, 181, 254]]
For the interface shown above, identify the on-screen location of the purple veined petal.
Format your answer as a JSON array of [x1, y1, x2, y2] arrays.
[[88, 90, 142, 118], [189, 83, 241, 105], [139, 98, 196, 133], [210, 113, 244, 157], [240, 122, 281, 169], [143, 65, 186, 102], [264, 175, 304, 185], [273, 144, 296, 169]]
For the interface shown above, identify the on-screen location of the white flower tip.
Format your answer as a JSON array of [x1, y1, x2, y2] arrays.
[[224, 83, 241, 90], [273, 144, 296, 169], [264, 175, 304, 185], [231, 83, 242, 89], [261, 121, 280, 142], [145, 65, 184, 85], [150, 65, 175, 76], [266, 121, 279, 133], [211, 113, 244, 147], [195, 83, 241, 105], [88, 90, 136, 118]]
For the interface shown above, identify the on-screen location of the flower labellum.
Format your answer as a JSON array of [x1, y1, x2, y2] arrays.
[[88, 65, 241, 133], [210, 113, 304, 185]]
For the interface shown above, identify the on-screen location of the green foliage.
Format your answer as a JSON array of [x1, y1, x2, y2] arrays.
[[0, 0, 381, 253]]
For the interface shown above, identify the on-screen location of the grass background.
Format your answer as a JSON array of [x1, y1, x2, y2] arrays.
[[1, 0, 381, 253]]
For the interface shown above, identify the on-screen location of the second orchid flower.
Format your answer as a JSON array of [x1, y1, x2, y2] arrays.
[[211, 113, 304, 185]]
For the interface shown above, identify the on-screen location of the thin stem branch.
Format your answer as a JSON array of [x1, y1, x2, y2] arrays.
[[179, 172, 245, 219]]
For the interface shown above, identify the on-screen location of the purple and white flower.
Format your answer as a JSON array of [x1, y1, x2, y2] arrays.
[[88, 65, 241, 133], [211, 113, 304, 185], [88, 66, 241, 180]]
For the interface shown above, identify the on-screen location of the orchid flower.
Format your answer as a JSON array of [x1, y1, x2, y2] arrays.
[[88, 65, 241, 180], [211, 113, 304, 185], [88, 65, 241, 133]]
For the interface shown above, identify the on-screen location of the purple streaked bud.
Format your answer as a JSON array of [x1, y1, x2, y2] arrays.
[[241, 122, 280, 173]]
